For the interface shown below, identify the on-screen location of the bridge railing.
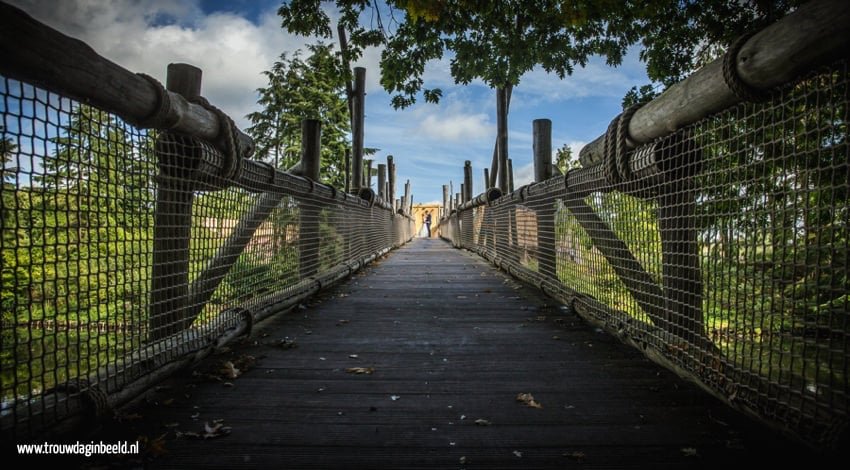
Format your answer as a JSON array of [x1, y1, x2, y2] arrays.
[[0, 3, 413, 438], [443, 1, 849, 447]]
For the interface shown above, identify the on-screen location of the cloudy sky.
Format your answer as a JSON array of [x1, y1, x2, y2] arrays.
[[8, 0, 653, 204]]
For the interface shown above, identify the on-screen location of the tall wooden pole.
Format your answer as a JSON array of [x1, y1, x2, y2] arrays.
[[533, 119, 552, 182], [149, 63, 201, 339], [351, 67, 365, 193], [377, 163, 387, 201], [463, 160, 473, 203], [299, 119, 322, 279], [387, 155, 396, 211], [496, 86, 509, 193], [533, 118, 556, 279]]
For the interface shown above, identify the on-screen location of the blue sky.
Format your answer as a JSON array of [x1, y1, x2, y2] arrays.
[[10, 0, 653, 204]]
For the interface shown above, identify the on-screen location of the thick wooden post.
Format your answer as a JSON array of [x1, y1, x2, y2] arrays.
[[508, 158, 515, 193], [377, 163, 386, 201], [344, 148, 351, 193], [463, 160, 473, 202], [387, 155, 396, 211], [442, 184, 449, 215], [149, 63, 201, 340], [496, 87, 509, 193], [351, 67, 365, 193], [533, 119, 556, 279], [299, 119, 322, 279], [403, 180, 411, 215], [533, 119, 552, 182], [364, 159, 373, 190], [659, 183, 705, 344]]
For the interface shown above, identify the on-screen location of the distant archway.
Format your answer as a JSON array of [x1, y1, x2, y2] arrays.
[[412, 204, 442, 238]]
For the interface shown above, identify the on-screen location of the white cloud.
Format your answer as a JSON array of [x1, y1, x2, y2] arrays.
[[8, 0, 308, 129], [418, 112, 491, 142]]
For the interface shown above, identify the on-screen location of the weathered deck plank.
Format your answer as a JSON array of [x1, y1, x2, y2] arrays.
[[92, 238, 812, 468]]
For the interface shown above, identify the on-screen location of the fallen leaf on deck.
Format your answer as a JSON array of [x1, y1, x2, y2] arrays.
[[164, 422, 180, 428], [222, 382, 233, 387], [203, 421, 232, 439], [175, 430, 200, 439], [516, 393, 543, 409], [390, 395, 400, 401], [681, 447, 698, 457], [140, 433, 168, 457], [220, 361, 240, 379], [349, 354, 359, 359], [513, 450, 523, 458], [234, 354, 256, 370], [474, 419, 491, 426], [336, 320, 350, 326], [564, 451, 586, 461], [162, 398, 175, 406], [275, 338, 298, 350], [346, 367, 375, 375], [459, 456, 467, 464]]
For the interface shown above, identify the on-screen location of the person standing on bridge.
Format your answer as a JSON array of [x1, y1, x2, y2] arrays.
[[424, 211, 432, 238]]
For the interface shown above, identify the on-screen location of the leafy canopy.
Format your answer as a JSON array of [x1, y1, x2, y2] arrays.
[[280, 0, 640, 109]]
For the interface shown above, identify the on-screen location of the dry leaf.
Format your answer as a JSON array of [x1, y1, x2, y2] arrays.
[[516, 392, 543, 409], [513, 450, 523, 458], [162, 398, 175, 406], [203, 421, 232, 439], [459, 456, 467, 464], [681, 447, 698, 457], [276, 338, 298, 350], [564, 451, 586, 461], [474, 419, 491, 426], [142, 433, 168, 456], [336, 319, 350, 326], [233, 354, 256, 370], [349, 354, 359, 359], [220, 361, 240, 379], [390, 395, 400, 401], [346, 367, 375, 375]]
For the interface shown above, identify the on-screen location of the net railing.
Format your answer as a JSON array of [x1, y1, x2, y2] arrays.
[[442, 61, 849, 446], [0, 77, 414, 438]]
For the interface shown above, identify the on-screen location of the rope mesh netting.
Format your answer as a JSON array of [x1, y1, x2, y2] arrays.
[[0, 77, 413, 437], [443, 61, 849, 445]]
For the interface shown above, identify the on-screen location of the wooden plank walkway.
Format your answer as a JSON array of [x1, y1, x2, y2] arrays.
[[91, 238, 813, 468]]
